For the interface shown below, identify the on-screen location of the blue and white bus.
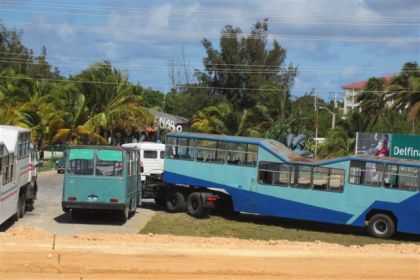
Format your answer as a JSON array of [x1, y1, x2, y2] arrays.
[[159, 132, 420, 239]]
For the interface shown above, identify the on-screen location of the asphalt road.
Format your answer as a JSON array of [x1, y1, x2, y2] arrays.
[[0, 170, 157, 235]]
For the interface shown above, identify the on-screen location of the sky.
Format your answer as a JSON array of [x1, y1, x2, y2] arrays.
[[0, 0, 419, 100]]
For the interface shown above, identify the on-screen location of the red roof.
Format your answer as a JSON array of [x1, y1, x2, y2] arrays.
[[342, 76, 392, 90]]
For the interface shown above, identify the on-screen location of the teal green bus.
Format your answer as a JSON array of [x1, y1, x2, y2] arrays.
[[62, 146, 141, 222]]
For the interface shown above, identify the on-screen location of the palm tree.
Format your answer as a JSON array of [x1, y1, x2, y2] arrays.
[[357, 77, 392, 131], [52, 88, 106, 145], [192, 102, 269, 136], [318, 127, 355, 159], [52, 61, 152, 145], [257, 83, 290, 120], [387, 62, 420, 121]]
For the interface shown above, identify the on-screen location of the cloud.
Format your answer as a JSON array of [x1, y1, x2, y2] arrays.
[[56, 22, 77, 42], [1, 0, 418, 96]]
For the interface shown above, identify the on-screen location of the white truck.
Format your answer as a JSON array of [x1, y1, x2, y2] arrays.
[[0, 125, 38, 225]]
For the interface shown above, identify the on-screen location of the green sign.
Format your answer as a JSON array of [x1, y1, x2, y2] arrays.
[[390, 134, 420, 160]]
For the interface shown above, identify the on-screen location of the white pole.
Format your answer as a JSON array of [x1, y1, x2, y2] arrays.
[[315, 89, 318, 157]]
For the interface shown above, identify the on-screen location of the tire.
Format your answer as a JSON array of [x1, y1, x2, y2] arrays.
[[166, 191, 186, 213], [368, 214, 395, 239], [119, 207, 129, 223], [154, 197, 166, 208], [26, 199, 34, 212], [186, 192, 210, 218], [71, 209, 83, 220], [130, 199, 137, 216], [18, 192, 26, 218]]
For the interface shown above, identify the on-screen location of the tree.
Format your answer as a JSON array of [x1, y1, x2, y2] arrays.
[[318, 127, 355, 158], [357, 77, 393, 131], [191, 102, 268, 136], [0, 22, 60, 79], [196, 19, 297, 109], [387, 62, 420, 121], [70, 61, 153, 144]]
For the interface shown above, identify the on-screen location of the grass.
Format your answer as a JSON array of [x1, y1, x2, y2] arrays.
[[140, 212, 420, 246], [37, 160, 55, 172]]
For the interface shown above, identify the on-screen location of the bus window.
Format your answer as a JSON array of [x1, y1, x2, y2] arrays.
[[144, 150, 158, 159], [177, 138, 196, 160], [292, 165, 311, 189], [328, 168, 345, 192], [196, 140, 226, 163], [226, 143, 257, 166], [384, 165, 418, 191], [2, 155, 9, 184], [312, 167, 329, 190], [96, 150, 123, 177], [349, 161, 383, 187], [67, 149, 94, 176], [227, 143, 246, 165], [165, 137, 177, 158], [258, 162, 289, 186], [165, 137, 195, 160], [9, 154, 14, 180], [160, 151, 165, 159], [399, 166, 418, 191], [245, 144, 258, 166]]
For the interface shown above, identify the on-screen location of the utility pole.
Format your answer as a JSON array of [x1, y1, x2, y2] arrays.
[[314, 89, 319, 158], [162, 89, 167, 113]]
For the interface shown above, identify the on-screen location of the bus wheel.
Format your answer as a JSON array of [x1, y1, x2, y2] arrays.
[[119, 207, 129, 223], [71, 209, 83, 220], [166, 192, 186, 213], [186, 192, 209, 218], [25, 199, 34, 212], [368, 214, 395, 239], [18, 192, 26, 218]]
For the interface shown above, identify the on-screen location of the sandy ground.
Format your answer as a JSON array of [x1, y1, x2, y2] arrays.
[[0, 227, 419, 280]]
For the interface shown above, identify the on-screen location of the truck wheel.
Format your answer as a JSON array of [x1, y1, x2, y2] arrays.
[[154, 197, 166, 208], [166, 191, 186, 213], [18, 192, 26, 218], [368, 214, 395, 239], [187, 192, 210, 218]]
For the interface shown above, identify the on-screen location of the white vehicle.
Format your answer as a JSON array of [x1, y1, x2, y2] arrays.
[[0, 125, 38, 225], [122, 142, 165, 182]]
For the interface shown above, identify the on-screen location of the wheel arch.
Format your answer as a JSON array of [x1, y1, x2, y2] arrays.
[[365, 209, 398, 228]]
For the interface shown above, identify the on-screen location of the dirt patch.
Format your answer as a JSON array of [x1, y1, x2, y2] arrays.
[[0, 227, 419, 280]]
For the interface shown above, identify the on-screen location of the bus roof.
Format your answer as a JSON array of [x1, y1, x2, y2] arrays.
[[0, 125, 30, 133], [0, 125, 30, 152], [168, 132, 420, 168], [68, 145, 138, 151]]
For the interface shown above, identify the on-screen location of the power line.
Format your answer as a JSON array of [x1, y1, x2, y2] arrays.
[[2, 0, 419, 21], [1, 57, 415, 76], [1, 51, 417, 72], [2, 7, 420, 26], [3, 74, 407, 95], [5, 21, 420, 43]]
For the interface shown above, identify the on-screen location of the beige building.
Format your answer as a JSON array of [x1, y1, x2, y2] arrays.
[[342, 77, 392, 115]]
